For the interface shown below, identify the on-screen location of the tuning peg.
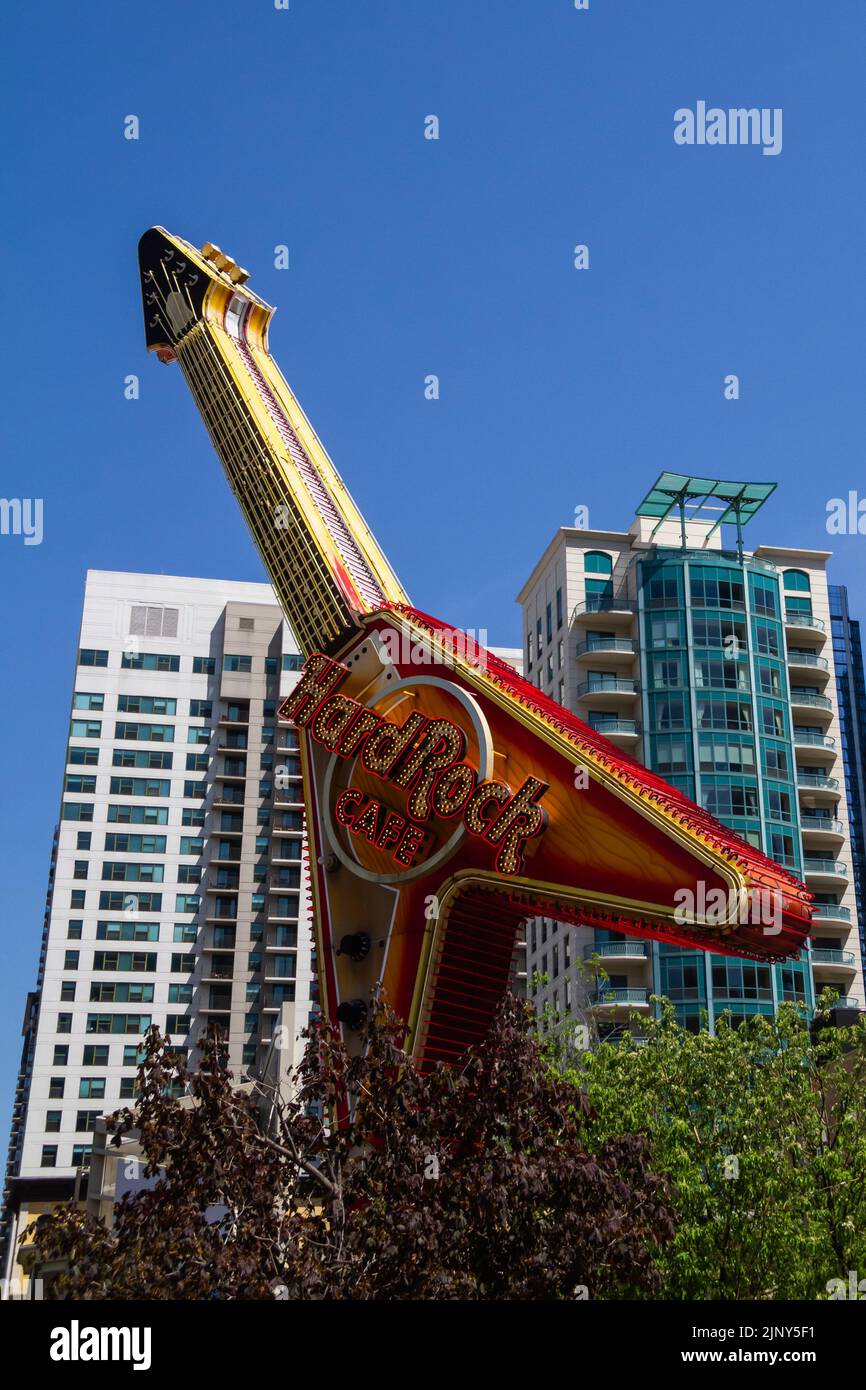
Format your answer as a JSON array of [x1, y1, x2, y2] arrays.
[[226, 264, 250, 285], [201, 242, 222, 260]]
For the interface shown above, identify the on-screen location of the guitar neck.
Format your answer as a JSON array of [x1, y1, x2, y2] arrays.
[[140, 227, 408, 654]]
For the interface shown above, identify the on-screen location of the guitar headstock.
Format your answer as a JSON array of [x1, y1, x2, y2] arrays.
[[138, 226, 270, 363]]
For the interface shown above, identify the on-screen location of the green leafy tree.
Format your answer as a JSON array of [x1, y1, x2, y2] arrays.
[[560, 991, 866, 1300], [30, 995, 674, 1300]]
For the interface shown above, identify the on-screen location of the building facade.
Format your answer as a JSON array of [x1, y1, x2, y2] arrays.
[[829, 584, 866, 993], [1, 570, 315, 1281], [517, 487, 865, 1037], [0, 572, 526, 1283]]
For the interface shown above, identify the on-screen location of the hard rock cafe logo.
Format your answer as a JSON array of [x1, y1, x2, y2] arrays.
[[279, 654, 549, 878]]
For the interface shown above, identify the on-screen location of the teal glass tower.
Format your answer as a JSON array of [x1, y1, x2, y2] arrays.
[[637, 547, 813, 1029], [520, 473, 863, 1037]]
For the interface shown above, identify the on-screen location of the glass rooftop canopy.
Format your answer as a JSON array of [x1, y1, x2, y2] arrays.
[[635, 472, 777, 552]]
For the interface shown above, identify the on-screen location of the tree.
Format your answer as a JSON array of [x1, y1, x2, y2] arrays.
[[559, 991, 866, 1300], [30, 995, 674, 1300]]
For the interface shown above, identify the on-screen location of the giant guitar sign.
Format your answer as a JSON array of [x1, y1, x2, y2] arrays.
[[138, 227, 813, 1065]]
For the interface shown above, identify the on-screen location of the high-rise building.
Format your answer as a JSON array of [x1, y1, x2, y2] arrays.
[[0, 569, 525, 1285], [829, 584, 866, 992], [1, 570, 316, 1282], [517, 476, 865, 1036]]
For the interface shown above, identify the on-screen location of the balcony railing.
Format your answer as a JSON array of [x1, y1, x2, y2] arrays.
[[793, 732, 835, 749], [583, 942, 648, 960], [789, 692, 833, 711], [576, 679, 639, 697], [784, 610, 826, 632], [812, 903, 852, 922], [589, 718, 641, 736], [590, 988, 650, 1007], [576, 638, 635, 657], [571, 596, 637, 619], [811, 948, 855, 967], [786, 651, 829, 671], [797, 772, 839, 790], [803, 858, 848, 876], [800, 816, 843, 834]]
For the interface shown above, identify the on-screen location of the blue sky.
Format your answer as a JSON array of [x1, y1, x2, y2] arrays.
[[1, 0, 865, 1113]]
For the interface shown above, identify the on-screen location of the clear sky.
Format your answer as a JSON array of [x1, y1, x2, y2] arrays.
[[1, 0, 865, 1114]]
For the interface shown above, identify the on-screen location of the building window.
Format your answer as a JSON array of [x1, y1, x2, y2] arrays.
[[556, 587, 563, 628], [79, 1078, 106, 1100], [52, 1046, 69, 1066], [48, 1078, 65, 1099], [129, 605, 179, 638], [193, 656, 216, 675], [223, 654, 253, 673], [78, 649, 108, 667], [70, 720, 101, 739], [41, 1146, 58, 1168], [121, 652, 180, 673], [73, 692, 104, 711], [783, 569, 811, 593]]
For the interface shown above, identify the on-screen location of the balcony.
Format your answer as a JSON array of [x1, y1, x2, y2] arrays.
[[576, 637, 636, 667], [789, 691, 833, 716], [213, 790, 245, 808], [571, 596, 637, 629], [784, 610, 827, 645], [274, 791, 305, 808], [584, 941, 648, 961], [786, 650, 830, 678], [576, 678, 640, 708], [811, 948, 856, 972], [797, 771, 839, 795], [589, 988, 651, 1009], [793, 731, 836, 764], [271, 846, 302, 863], [803, 859, 848, 885], [588, 717, 641, 747], [799, 815, 844, 843], [208, 874, 240, 892], [273, 818, 304, 835], [811, 903, 852, 923]]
